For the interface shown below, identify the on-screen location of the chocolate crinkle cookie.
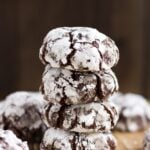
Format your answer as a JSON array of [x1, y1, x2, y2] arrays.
[[0, 129, 29, 150], [0, 91, 47, 143], [39, 27, 119, 71], [40, 128, 117, 150], [42, 102, 119, 133], [110, 92, 150, 132], [41, 65, 119, 105], [143, 129, 150, 150]]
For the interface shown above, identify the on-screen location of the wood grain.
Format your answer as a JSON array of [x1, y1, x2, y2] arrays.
[[114, 130, 145, 150]]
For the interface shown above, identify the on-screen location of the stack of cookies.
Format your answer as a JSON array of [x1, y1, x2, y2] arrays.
[[39, 27, 120, 150]]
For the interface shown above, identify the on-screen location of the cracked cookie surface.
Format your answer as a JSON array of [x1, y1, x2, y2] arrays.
[[41, 65, 119, 105], [42, 102, 119, 133], [143, 129, 150, 150], [0, 129, 29, 150], [111, 93, 150, 132], [39, 27, 119, 71], [40, 128, 117, 150], [0, 91, 47, 143]]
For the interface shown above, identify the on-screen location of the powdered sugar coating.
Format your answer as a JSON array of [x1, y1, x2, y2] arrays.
[[0, 91, 47, 143], [143, 129, 150, 150], [40, 128, 117, 150], [110, 93, 150, 132], [0, 129, 29, 150], [41, 65, 119, 105], [39, 27, 119, 71], [42, 102, 119, 133]]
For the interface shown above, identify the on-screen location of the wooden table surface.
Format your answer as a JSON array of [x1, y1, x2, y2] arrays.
[[113, 129, 148, 150]]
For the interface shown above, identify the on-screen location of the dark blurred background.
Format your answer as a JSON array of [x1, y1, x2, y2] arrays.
[[0, 0, 150, 100]]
